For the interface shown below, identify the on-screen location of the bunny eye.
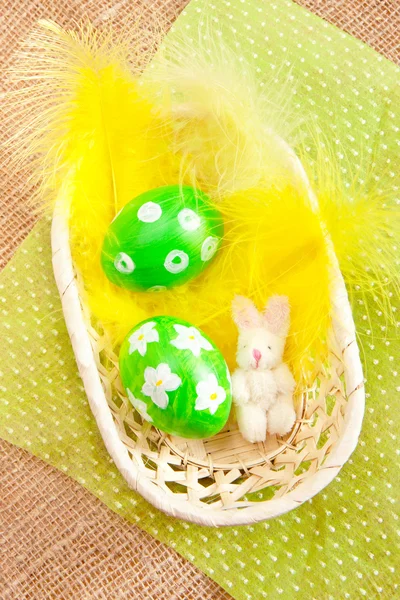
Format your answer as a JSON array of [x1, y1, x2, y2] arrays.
[[268, 346, 272, 350]]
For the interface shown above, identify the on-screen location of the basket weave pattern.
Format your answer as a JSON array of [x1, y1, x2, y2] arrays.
[[90, 301, 352, 510], [52, 173, 365, 525]]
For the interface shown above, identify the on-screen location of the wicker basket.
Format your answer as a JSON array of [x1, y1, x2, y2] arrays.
[[51, 149, 365, 527]]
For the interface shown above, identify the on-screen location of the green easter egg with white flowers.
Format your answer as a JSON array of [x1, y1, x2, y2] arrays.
[[101, 185, 224, 291], [119, 316, 232, 439]]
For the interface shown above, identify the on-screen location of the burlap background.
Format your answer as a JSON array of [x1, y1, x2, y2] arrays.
[[1, 1, 399, 598]]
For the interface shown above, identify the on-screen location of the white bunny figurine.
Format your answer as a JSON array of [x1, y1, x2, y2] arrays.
[[231, 295, 296, 443]]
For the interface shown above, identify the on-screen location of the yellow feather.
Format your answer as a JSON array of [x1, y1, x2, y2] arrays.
[[142, 28, 303, 198], [7, 22, 333, 388], [80, 183, 331, 383], [299, 136, 400, 335]]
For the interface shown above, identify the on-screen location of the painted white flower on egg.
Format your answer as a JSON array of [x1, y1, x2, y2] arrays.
[[127, 389, 153, 422], [201, 236, 220, 261], [170, 324, 213, 357], [128, 321, 159, 356], [137, 201, 162, 223], [178, 208, 201, 231], [142, 363, 182, 409], [114, 252, 135, 274], [195, 374, 226, 415]]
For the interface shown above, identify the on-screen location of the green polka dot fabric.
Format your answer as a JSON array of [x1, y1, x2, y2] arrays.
[[1, 1, 399, 598]]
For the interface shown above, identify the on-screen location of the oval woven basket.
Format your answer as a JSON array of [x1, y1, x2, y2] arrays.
[[51, 149, 365, 527]]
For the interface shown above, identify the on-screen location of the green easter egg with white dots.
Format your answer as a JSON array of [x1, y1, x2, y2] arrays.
[[101, 185, 224, 291], [119, 316, 232, 439]]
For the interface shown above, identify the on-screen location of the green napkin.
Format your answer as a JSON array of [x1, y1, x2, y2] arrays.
[[1, 1, 399, 598]]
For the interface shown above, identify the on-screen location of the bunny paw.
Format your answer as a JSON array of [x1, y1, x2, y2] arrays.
[[235, 404, 267, 443], [267, 399, 296, 436]]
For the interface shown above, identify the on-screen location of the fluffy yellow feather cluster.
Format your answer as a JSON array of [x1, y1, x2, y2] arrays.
[[13, 21, 399, 386], [83, 182, 331, 380], [5, 21, 332, 383], [34, 22, 329, 380]]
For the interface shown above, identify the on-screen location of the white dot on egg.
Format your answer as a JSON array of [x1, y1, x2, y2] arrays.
[[114, 252, 135, 274], [201, 236, 220, 262], [137, 201, 162, 223], [164, 250, 189, 274], [147, 285, 167, 293], [178, 208, 201, 231]]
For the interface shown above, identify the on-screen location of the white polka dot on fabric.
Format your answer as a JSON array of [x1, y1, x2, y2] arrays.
[[164, 250, 189, 274], [137, 202, 162, 223]]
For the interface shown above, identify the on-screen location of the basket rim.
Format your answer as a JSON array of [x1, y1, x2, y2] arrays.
[[51, 150, 365, 527]]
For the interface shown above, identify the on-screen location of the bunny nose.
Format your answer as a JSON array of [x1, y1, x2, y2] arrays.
[[252, 349, 262, 362]]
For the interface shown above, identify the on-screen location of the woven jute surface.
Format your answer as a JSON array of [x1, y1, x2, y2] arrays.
[[0, 1, 398, 598], [0, 438, 232, 600]]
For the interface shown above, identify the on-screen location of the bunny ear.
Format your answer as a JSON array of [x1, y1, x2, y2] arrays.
[[232, 295, 261, 330], [263, 295, 290, 336]]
